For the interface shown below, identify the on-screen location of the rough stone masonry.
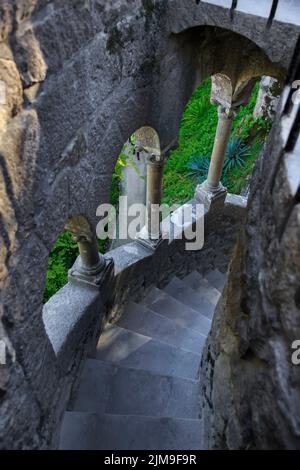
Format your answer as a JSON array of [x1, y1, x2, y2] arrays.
[[200, 46, 300, 449]]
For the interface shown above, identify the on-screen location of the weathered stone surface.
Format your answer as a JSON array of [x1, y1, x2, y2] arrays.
[[254, 76, 281, 118], [200, 77, 300, 449]]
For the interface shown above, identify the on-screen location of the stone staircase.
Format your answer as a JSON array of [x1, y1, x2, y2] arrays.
[[59, 269, 225, 450]]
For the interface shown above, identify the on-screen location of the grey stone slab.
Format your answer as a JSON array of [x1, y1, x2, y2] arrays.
[[42, 282, 100, 356], [164, 277, 215, 320], [142, 287, 211, 336], [105, 242, 152, 275], [73, 359, 200, 419], [96, 324, 201, 379], [182, 271, 221, 307], [203, 269, 226, 292], [60, 412, 203, 450], [117, 301, 206, 354], [59, 412, 99, 450]]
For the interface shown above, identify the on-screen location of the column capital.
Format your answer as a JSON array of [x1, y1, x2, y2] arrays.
[[146, 154, 164, 166]]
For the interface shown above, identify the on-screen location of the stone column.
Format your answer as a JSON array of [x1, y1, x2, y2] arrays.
[[74, 233, 105, 276], [146, 155, 164, 239], [206, 106, 235, 193], [65, 216, 108, 287]]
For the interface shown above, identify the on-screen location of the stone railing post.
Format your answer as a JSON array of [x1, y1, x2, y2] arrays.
[[146, 155, 164, 239], [195, 105, 236, 209], [206, 106, 235, 193], [73, 233, 105, 277], [137, 154, 164, 250], [65, 216, 110, 287]]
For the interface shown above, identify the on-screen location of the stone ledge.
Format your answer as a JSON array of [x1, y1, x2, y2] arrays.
[[224, 193, 248, 219], [42, 283, 102, 361]]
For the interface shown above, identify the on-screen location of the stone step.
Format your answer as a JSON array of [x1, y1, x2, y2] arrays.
[[182, 271, 221, 307], [203, 269, 226, 292], [164, 277, 215, 320], [60, 412, 203, 450], [73, 359, 200, 419], [142, 287, 211, 335], [95, 323, 201, 379], [117, 301, 206, 354]]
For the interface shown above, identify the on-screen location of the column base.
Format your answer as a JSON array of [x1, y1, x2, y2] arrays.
[[68, 256, 114, 289], [195, 181, 227, 210]]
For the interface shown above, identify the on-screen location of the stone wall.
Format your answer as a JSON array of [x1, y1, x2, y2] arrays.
[[200, 50, 300, 450]]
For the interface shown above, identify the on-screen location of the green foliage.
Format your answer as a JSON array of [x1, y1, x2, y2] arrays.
[[44, 229, 109, 304], [187, 155, 211, 183], [43, 232, 78, 303], [223, 138, 250, 173], [232, 81, 272, 141], [226, 140, 262, 194], [162, 80, 218, 205], [163, 77, 272, 206]]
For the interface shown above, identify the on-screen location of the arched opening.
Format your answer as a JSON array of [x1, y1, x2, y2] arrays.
[[43, 126, 162, 302], [109, 126, 161, 248], [162, 74, 281, 206], [157, 24, 286, 207]]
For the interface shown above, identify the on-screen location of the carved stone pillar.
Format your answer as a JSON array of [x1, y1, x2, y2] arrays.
[[146, 155, 164, 239], [206, 105, 235, 193], [196, 106, 235, 209], [137, 154, 164, 250], [65, 216, 108, 287]]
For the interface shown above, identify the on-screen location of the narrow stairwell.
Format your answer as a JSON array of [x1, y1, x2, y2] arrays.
[[59, 269, 225, 450]]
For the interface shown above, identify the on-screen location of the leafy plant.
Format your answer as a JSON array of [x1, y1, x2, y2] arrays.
[[226, 140, 262, 194], [163, 77, 272, 206], [162, 79, 218, 205], [187, 155, 211, 183], [223, 138, 250, 173], [43, 231, 78, 303]]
